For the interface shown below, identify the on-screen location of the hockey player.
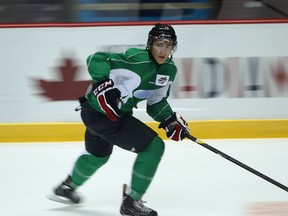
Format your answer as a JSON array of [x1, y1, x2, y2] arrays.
[[48, 23, 189, 216]]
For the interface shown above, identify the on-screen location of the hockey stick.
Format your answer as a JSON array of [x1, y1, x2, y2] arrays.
[[185, 134, 288, 193]]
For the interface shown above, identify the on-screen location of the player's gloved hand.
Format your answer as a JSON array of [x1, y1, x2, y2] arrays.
[[158, 112, 189, 141], [92, 78, 122, 121]]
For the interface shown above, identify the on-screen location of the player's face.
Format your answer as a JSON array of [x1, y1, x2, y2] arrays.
[[151, 40, 173, 64]]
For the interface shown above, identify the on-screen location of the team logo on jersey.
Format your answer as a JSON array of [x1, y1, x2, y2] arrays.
[[155, 75, 169, 86]]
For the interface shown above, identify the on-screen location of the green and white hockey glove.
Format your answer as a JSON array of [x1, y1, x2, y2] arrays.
[[92, 79, 122, 121], [158, 112, 189, 141]]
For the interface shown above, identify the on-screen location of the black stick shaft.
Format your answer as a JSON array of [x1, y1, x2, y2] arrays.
[[186, 134, 288, 192]]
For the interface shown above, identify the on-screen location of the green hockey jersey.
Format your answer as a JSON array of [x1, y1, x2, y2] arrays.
[[86, 48, 177, 122]]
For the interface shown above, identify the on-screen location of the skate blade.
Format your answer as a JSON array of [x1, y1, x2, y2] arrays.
[[47, 193, 80, 205]]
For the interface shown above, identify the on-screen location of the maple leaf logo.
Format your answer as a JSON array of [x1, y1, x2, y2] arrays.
[[34, 57, 91, 100]]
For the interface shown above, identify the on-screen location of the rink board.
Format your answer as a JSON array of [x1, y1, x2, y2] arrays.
[[0, 119, 288, 142]]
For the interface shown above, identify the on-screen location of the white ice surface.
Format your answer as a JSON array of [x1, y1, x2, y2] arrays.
[[0, 139, 287, 216]]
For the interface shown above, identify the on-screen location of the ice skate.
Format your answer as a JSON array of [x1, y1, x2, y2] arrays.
[[120, 184, 157, 216], [47, 177, 81, 205]]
